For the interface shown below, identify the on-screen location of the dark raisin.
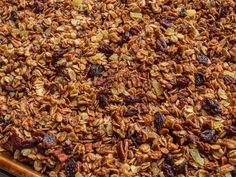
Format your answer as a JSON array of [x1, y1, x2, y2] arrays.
[[231, 170, 236, 177], [63, 144, 74, 155], [154, 112, 165, 130], [120, 0, 127, 3], [34, 2, 44, 13], [120, 32, 130, 45], [123, 95, 140, 104], [64, 158, 77, 177], [52, 48, 68, 60], [172, 162, 187, 175], [202, 98, 222, 115], [129, 27, 139, 35], [197, 53, 209, 65], [179, 8, 187, 17], [98, 44, 114, 57], [226, 125, 236, 135], [42, 133, 57, 148], [162, 163, 174, 177], [156, 38, 168, 52], [97, 93, 109, 108], [218, 6, 230, 19], [164, 154, 174, 165], [10, 11, 18, 22], [0, 116, 11, 125], [131, 136, 139, 147], [10, 133, 37, 149], [87, 64, 104, 78], [195, 71, 204, 86], [223, 76, 235, 85], [160, 19, 172, 28], [123, 109, 138, 117], [176, 77, 190, 88], [138, 103, 149, 114], [200, 129, 217, 143]]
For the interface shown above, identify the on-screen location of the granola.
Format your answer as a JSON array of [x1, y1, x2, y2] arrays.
[[0, 0, 235, 177]]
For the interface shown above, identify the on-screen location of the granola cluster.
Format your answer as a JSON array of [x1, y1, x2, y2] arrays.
[[0, 0, 235, 177]]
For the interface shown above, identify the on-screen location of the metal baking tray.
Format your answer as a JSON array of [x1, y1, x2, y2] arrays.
[[0, 153, 45, 177]]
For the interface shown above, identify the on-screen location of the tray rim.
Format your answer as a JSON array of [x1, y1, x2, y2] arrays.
[[0, 152, 46, 177]]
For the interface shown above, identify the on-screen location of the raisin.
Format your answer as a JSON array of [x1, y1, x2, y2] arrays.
[[218, 6, 230, 19], [162, 163, 174, 177], [52, 48, 68, 60], [97, 93, 109, 108], [10, 133, 37, 149], [87, 64, 104, 78], [173, 162, 187, 175], [176, 77, 190, 88], [202, 98, 222, 115], [10, 11, 18, 22], [42, 133, 57, 148], [195, 71, 204, 86], [231, 170, 236, 177], [123, 95, 140, 104], [138, 103, 149, 114], [63, 144, 74, 155], [197, 53, 209, 65], [98, 44, 114, 57], [64, 158, 77, 177], [34, 2, 44, 13], [200, 129, 217, 143], [0, 115, 11, 125], [129, 27, 139, 35], [223, 76, 235, 85], [120, 32, 130, 45], [156, 38, 168, 52], [226, 125, 236, 135], [123, 109, 138, 117], [164, 154, 174, 165], [179, 8, 187, 17], [154, 112, 165, 130]]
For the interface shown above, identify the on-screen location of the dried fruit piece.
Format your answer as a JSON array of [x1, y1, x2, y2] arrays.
[[172, 161, 187, 175], [202, 98, 222, 115], [52, 48, 68, 61], [98, 45, 114, 57], [42, 133, 57, 148], [200, 129, 217, 143], [97, 93, 109, 108], [87, 64, 104, 78], [10, 132, 37, 149], [123, 109, 138, 117], [129, 27, 139, 35], [162, 163, 174, 177], [156, 38, 168, 52], [226, 125, 236, 135], [120, 32, 130, 45], [189, 148, 204, 166], [34, 2, 44, 13], [130, 12, 143, 19], [123, 95, 141, 104], [10, 11, 18, 22], [65, 158, 78, 177], [195, 71, 205, 86], [197, 53, 209, 65], [176, 77, 190, 88], [223, 76, 235, 85], [186, 9, 196, 17], [179, 8, 187, 17], [154, 112, 165, 130]]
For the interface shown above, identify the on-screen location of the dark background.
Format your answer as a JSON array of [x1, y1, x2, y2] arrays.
[[0, 169, 14, 177]]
